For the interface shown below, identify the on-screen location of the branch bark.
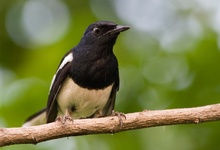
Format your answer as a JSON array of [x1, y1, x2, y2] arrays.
[[1, 103, 220, 147]]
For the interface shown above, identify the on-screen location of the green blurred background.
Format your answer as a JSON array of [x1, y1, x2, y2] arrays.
[[1, 0, 220, 150]]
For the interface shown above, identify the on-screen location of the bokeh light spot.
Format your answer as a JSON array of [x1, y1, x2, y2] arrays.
[[143, 56, 194, 90], [6, 0, 70, 48]]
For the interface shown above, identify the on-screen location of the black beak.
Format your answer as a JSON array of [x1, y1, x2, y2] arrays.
[[105, 25, 130, 35]]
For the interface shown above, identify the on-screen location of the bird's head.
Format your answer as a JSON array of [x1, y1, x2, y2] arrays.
[[79, 21, 130, 48]]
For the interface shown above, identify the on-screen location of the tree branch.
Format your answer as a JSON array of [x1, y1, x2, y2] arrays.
[[1, 103, 220, 147]]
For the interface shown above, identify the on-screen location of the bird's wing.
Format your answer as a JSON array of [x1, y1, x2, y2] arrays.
[[46, 50, 73, 123], [102, 74, 119, 116]]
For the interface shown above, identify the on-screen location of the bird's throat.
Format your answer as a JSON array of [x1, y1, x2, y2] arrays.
[[70, 52, 118, 90]]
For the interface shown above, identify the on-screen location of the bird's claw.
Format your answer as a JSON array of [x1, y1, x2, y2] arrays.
[[111, 110, 126, 128], [56, 115, 74, 124]]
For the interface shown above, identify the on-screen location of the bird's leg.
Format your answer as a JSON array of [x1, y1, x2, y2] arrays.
[[63, 109, 74, 124], [111, 110, 126, 128], [56, 109, 73, 124]]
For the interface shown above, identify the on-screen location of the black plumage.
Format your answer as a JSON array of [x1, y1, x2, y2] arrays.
[[23, 21, 129, 126]]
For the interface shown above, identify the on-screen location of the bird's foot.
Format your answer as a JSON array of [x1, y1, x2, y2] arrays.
[[111, 110, 126, 128], [56, 115, 74, 124]]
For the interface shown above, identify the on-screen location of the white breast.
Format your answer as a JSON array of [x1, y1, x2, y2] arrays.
[[57, 77, 113, 119]]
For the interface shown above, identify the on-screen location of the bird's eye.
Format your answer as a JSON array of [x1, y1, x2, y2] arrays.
[[93, 27, 101, 35]]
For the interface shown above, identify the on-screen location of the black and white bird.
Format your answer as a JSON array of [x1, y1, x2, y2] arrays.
[[23, 21, 130, 126]]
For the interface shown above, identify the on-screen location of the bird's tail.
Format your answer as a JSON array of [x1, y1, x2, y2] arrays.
[[22, 108, 47, 127]]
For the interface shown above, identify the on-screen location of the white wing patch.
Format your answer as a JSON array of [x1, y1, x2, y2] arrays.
[[49, 52, 73, 91]]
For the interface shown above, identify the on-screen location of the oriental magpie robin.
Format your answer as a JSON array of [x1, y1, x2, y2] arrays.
[[23, 21, 130, 126]]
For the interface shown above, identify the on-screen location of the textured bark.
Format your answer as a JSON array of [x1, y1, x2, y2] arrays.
[[1, 103, 220, 147]]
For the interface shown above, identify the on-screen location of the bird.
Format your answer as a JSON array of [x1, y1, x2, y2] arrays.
[[23, 21, 130, 126]]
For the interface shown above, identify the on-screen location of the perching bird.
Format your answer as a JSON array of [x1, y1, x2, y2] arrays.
[[23, 21, 130, 126]]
